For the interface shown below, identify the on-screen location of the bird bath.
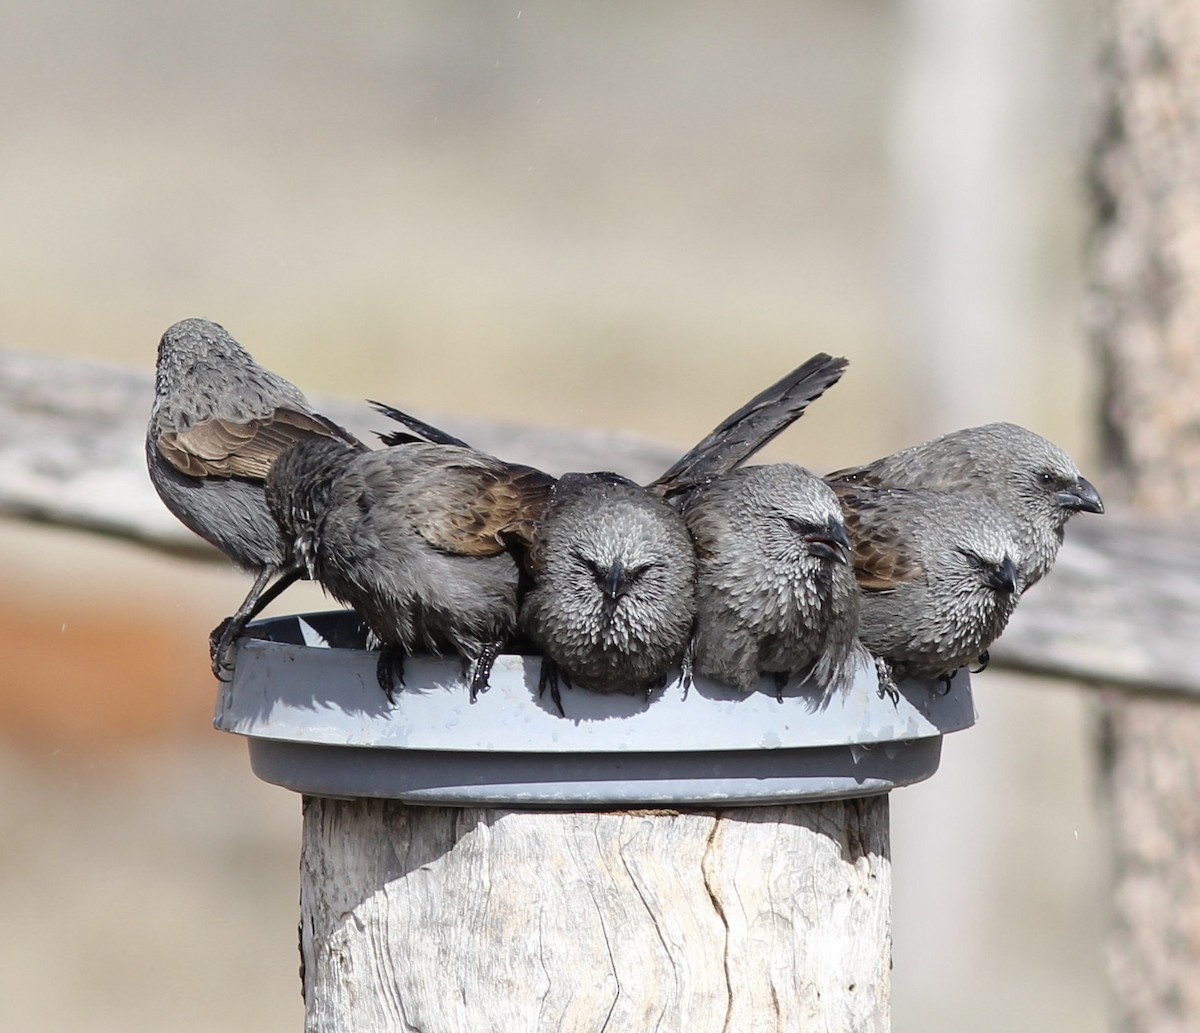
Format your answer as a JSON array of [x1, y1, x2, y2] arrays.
[[215, 610, 976, 807]]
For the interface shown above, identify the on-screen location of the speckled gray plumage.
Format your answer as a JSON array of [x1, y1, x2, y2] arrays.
[[146, 317, 363, 673], [267, 438, 554, 699], [146, 317, 361, 570], [837, 485, 1023, 681], [682, 464, 864, 697], [521, 473, 697, 696], [828, 422, 1103, 592]]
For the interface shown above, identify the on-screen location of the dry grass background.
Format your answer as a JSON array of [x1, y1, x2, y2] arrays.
[[0, 2, 1105, 1030]]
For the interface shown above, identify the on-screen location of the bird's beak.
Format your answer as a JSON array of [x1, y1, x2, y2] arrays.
[[602, 561, 628, 602], [804, 519, 852, 565], [1057, 476, 1104, 515], [987, 555, 1020, 595]]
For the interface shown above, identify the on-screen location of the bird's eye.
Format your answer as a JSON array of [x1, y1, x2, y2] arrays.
[[1036, 471, 1057, 488], [783, 515, 812, 534], [568, 548, 601, 576], [625, 562, 655, 581], [955, 547, 985, 569]]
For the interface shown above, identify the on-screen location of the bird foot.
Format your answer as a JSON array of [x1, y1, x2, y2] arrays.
[[679, 645, 695, 700], [209, 616, 238, 681], [376, 646, 406, 705], [468, 642, 503, 703], [773, 672, 789, 704], [873, 656, 900, 705], [936, 670, 957, 696], [970, 650, 990, 674], [537, 656, 566, 717]]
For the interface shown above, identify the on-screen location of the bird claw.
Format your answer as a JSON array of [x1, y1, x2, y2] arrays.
[[873, 656, 900, 706], [936, 670, 957, 696], [468, 642, 503, 703], [537, 657, 566, 717], [970, 650, 990, 674], [376, 647, 406, 705], [773, 672, 789, 704], [209, 617, 239, 680], [679, 646, 695, 700]]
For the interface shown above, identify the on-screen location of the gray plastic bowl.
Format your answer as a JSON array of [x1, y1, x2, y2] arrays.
[[215, 610, 975, 808]]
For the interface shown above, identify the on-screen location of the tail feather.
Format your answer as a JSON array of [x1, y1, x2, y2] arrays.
[[651, 352, 848, 499], [368, 400, 473, 449]]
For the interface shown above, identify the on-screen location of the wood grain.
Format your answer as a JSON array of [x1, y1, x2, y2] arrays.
[[300, 797, 891, 1033]]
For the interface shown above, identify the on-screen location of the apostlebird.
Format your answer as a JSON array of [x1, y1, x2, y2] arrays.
[[834, 483, 1023, 688], [146, 317, 363, 676], [265, 436, 555, 702], [827, 422, 1103, 592], [649, 354, 864, 700], [677, 463, 864, 701], [519, 471, 699, 704]]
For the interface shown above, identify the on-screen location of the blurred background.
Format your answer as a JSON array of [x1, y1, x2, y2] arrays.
[[0, 1, 1105, 1029]]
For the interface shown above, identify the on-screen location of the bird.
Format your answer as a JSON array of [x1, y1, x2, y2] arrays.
[[264, 436, 556, 702], [648, 354, 865, 701], [827, 422, 1103, 592], [146, 317, 363, 676], [833, 483, 1024, 689], [519, 471, 698, 706], [678, 463, 865, 701]]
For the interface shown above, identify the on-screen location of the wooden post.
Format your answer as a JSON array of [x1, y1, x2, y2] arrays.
[[299, 797, 891, 1033], [1088, 1, 1200, 1030]]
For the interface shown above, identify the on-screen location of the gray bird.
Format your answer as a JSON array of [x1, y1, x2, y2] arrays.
[[827, 422, 1103, 592], [146, 317, 363, 675], [649, 353, 864, 700], [265, 437, 555, 701], [520, 472, 698, 703], [679, 463, 864, 701], [835, 484, 1023, 687]]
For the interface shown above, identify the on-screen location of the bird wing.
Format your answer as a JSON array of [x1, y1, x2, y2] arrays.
[[408, 463, 556, 557], [833, 485, 926, 592], [157, 408, 361, 480]]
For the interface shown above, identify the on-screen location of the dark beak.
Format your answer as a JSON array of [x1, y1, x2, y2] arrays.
[[602, 561, 628, 602], [986, 555, 1020, 595], [805, 519, 852, 565], [1057, 475, 1104, 515]]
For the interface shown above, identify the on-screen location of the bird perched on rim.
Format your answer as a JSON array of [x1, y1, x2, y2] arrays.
[[265, 435, 555, 702], [833, 483, 1023, 688], [373, 404, 698, 706], [146, 317, 364, 676], [650, 354, 866, 702], [674, 463, 864, 701], [519, 470, 698, 704], [827, 422, 1103, 593]]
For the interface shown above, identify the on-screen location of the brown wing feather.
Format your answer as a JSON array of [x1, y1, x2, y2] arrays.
[[158, 408, 359, 480], [410, 463, 556, 556], [833, 485, 926, 592]]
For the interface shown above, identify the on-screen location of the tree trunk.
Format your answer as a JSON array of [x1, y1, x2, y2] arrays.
[[1088, 1, 1200, 1030], [299, 796, 891, 1033]]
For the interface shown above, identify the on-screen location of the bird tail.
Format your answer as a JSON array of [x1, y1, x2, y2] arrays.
[[650, 352, 848, 499], [368, 400, 474, 449]]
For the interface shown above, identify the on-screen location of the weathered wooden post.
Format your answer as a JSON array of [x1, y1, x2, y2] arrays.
[[218, 611, 975, 1033], [1088, 1, 1200, 1030]]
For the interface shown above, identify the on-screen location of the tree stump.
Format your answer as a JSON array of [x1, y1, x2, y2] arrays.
[[300, 797, 891, 1033]]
